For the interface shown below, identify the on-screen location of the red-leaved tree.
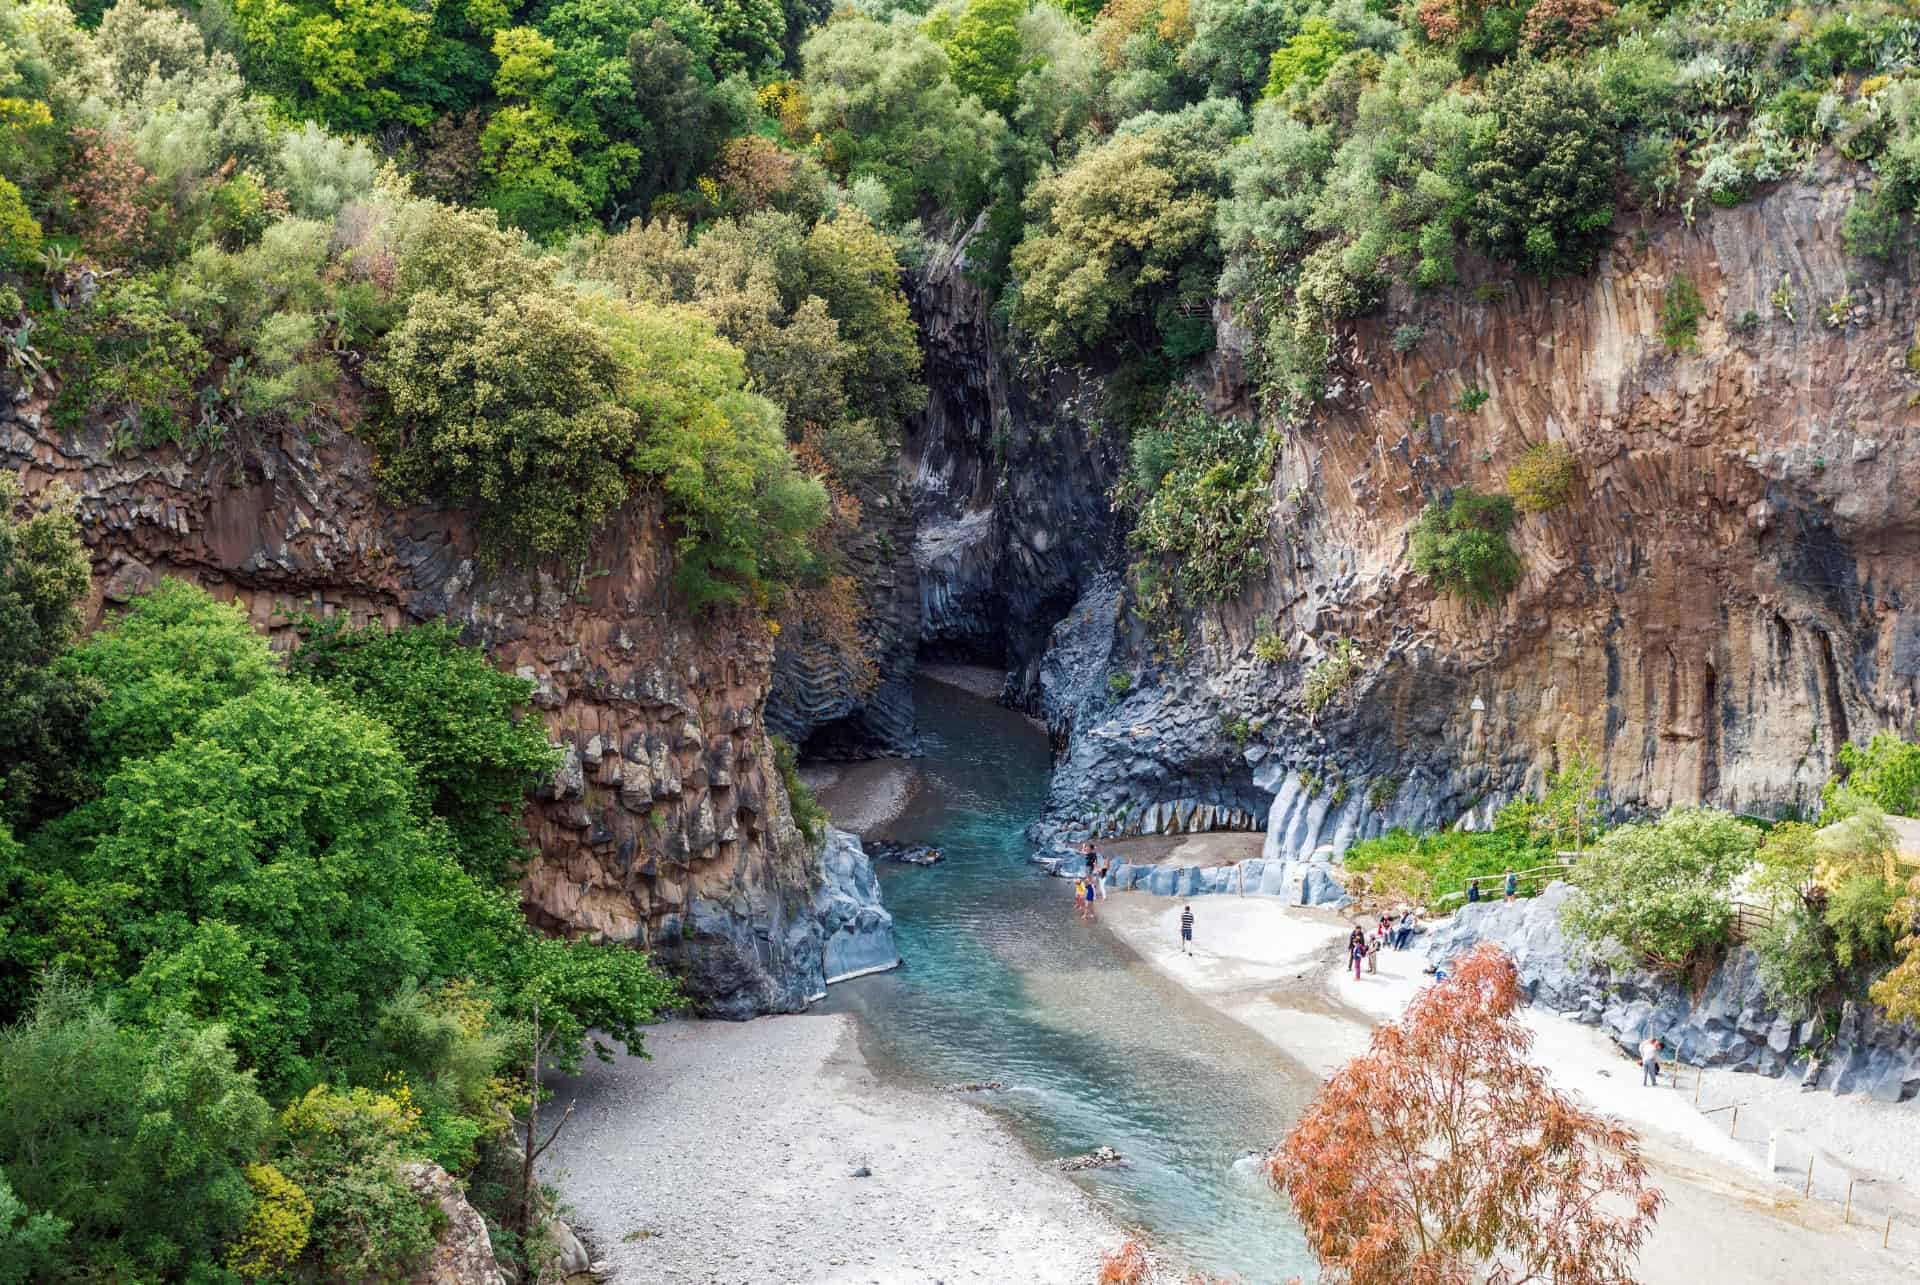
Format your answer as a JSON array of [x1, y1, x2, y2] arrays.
[[1270, 944, 1662, 1284]]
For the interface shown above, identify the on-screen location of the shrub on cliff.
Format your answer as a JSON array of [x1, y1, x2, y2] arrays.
[[370, 207, 826, 600], [1560, 807, 1762, 971], [1408, 487, 1523, 604], [1118, 388, 1273, 601], [1506, 441, 1574, 513]]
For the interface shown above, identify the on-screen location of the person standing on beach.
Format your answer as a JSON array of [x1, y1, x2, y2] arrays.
[[1348, 926, 1366, 980], [1179, 904, 1194, 955], [1084, 874, 1098, 920], [1640, 1036, 1664, 1086], [1073, 878, 1088, 920]]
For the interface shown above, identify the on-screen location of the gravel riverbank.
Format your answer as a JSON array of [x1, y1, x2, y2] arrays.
[[538, 1013, 1127, 1283]]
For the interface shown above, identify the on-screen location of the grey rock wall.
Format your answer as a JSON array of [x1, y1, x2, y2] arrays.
[[812, 827, 902, 985], [1427, 883, 1920, 1103]]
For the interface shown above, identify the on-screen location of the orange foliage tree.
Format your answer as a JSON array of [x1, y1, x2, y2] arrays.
[[1270, 944, 1662, 1284]]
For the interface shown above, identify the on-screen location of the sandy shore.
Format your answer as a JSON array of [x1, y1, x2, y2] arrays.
[[801, 759, 919, 836], [1098, 892, 1917, 1280], [539, 1013, 1126, 1284], [917, 663, 1007, 700]]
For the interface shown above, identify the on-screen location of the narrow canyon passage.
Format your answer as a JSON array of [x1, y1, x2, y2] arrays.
[[821, 676, 1319, 1283]]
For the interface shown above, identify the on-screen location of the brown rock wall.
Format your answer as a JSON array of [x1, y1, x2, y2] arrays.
[[1221, 171, 1920, 814]]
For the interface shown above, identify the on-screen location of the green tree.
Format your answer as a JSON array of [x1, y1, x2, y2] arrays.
[[1465, 59, 1618, 276], [289, 617, 558, 887], [1181, 0, 1312, 98], [1264, 16, 1351, 100], [625, 19, 753, 212], [63, 577, 278, 772], [1010, 121, 1222, 355], [799, 207, 925, 428], [926, 0, 1026, 118], [1408, 486, 1523, 604], [0, 474, 97, 829], [801, 11, 1005, 219], [1560, 807, 1761, 971], [0, 1171, 66, 1284], [0, 976, 271, 1279], [1823, 732, 1920, 817]]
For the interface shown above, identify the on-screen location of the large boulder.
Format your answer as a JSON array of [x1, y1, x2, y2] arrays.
[[811, 828, 901, 984], [404, 1162, 507, 1285]]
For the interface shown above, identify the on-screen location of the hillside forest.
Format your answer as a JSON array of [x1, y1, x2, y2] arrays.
[[7, 0, 1920, 1276]]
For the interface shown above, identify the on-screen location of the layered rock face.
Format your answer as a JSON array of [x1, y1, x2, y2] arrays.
[[1041, 173, 1920, 861], [1428, 884, 1920, 1102], [2, 412, 853, 1017], [764, 475, 921, 759], [904, 241, 1128, 709]]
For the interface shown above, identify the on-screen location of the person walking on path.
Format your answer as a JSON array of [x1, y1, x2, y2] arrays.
[[1467, 878, 1481, 904], [1179, 904, 1194, 955], [1640, 1037, 1664, 1086], [1504, 868, 1519, 902]]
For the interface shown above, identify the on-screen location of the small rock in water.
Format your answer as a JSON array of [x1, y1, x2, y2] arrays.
[[1055, 1146, 1127, 1172], [868, 841, 944, 866], [945, 1080, 1006, 1093]]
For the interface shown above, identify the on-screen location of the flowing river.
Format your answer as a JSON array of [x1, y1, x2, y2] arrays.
[[821, 676, 1321, 1283]]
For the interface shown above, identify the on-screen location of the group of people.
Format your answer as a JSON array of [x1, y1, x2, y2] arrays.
[[1072, 842, 1110, 921], [1346, 908, 1422, 978]]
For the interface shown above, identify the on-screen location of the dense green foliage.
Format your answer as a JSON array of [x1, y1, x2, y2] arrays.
[[1561, 807, 1762, 971], [1118, 388, 1274, 601], [0, 475, 96, 830], [1823, 731, 1920, 817], [288, 615, 558, 887], [0, 545, 680, 1276], [1408, 486, 1523, 604], [1345, 825, 1546, 906]]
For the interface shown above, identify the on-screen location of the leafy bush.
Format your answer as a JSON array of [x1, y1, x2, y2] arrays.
[[1659, 276, 1705, 351], [1345, 825, 1543, 906], [1253, 630, 1288, 664], [0, 976, 272, 1278], [1464, 60, 1619, 277], [1301, 637, 1364, 716], [1506, 442, 1574, 513], [1119, 389, 1273, 602], [1560, 807, 1762, 971], [1408, 487, 1523, 604], [1752, 904, 1834, 1021], [289, 617, 558, 887], [276, 1084, 437, 1280], [1823, 733, 1920, 817]]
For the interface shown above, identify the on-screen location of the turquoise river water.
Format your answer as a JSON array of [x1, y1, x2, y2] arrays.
[[821, 677, 1320, 1282]]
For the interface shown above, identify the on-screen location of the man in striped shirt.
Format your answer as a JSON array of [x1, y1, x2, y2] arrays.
[[1179, 905, 1194, 955]]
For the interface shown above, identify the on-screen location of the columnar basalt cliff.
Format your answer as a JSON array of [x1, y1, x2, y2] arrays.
[[904, 238, 1129, 711], [2, 411, 850, 1017], [1040, 173, 1920, 862]]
